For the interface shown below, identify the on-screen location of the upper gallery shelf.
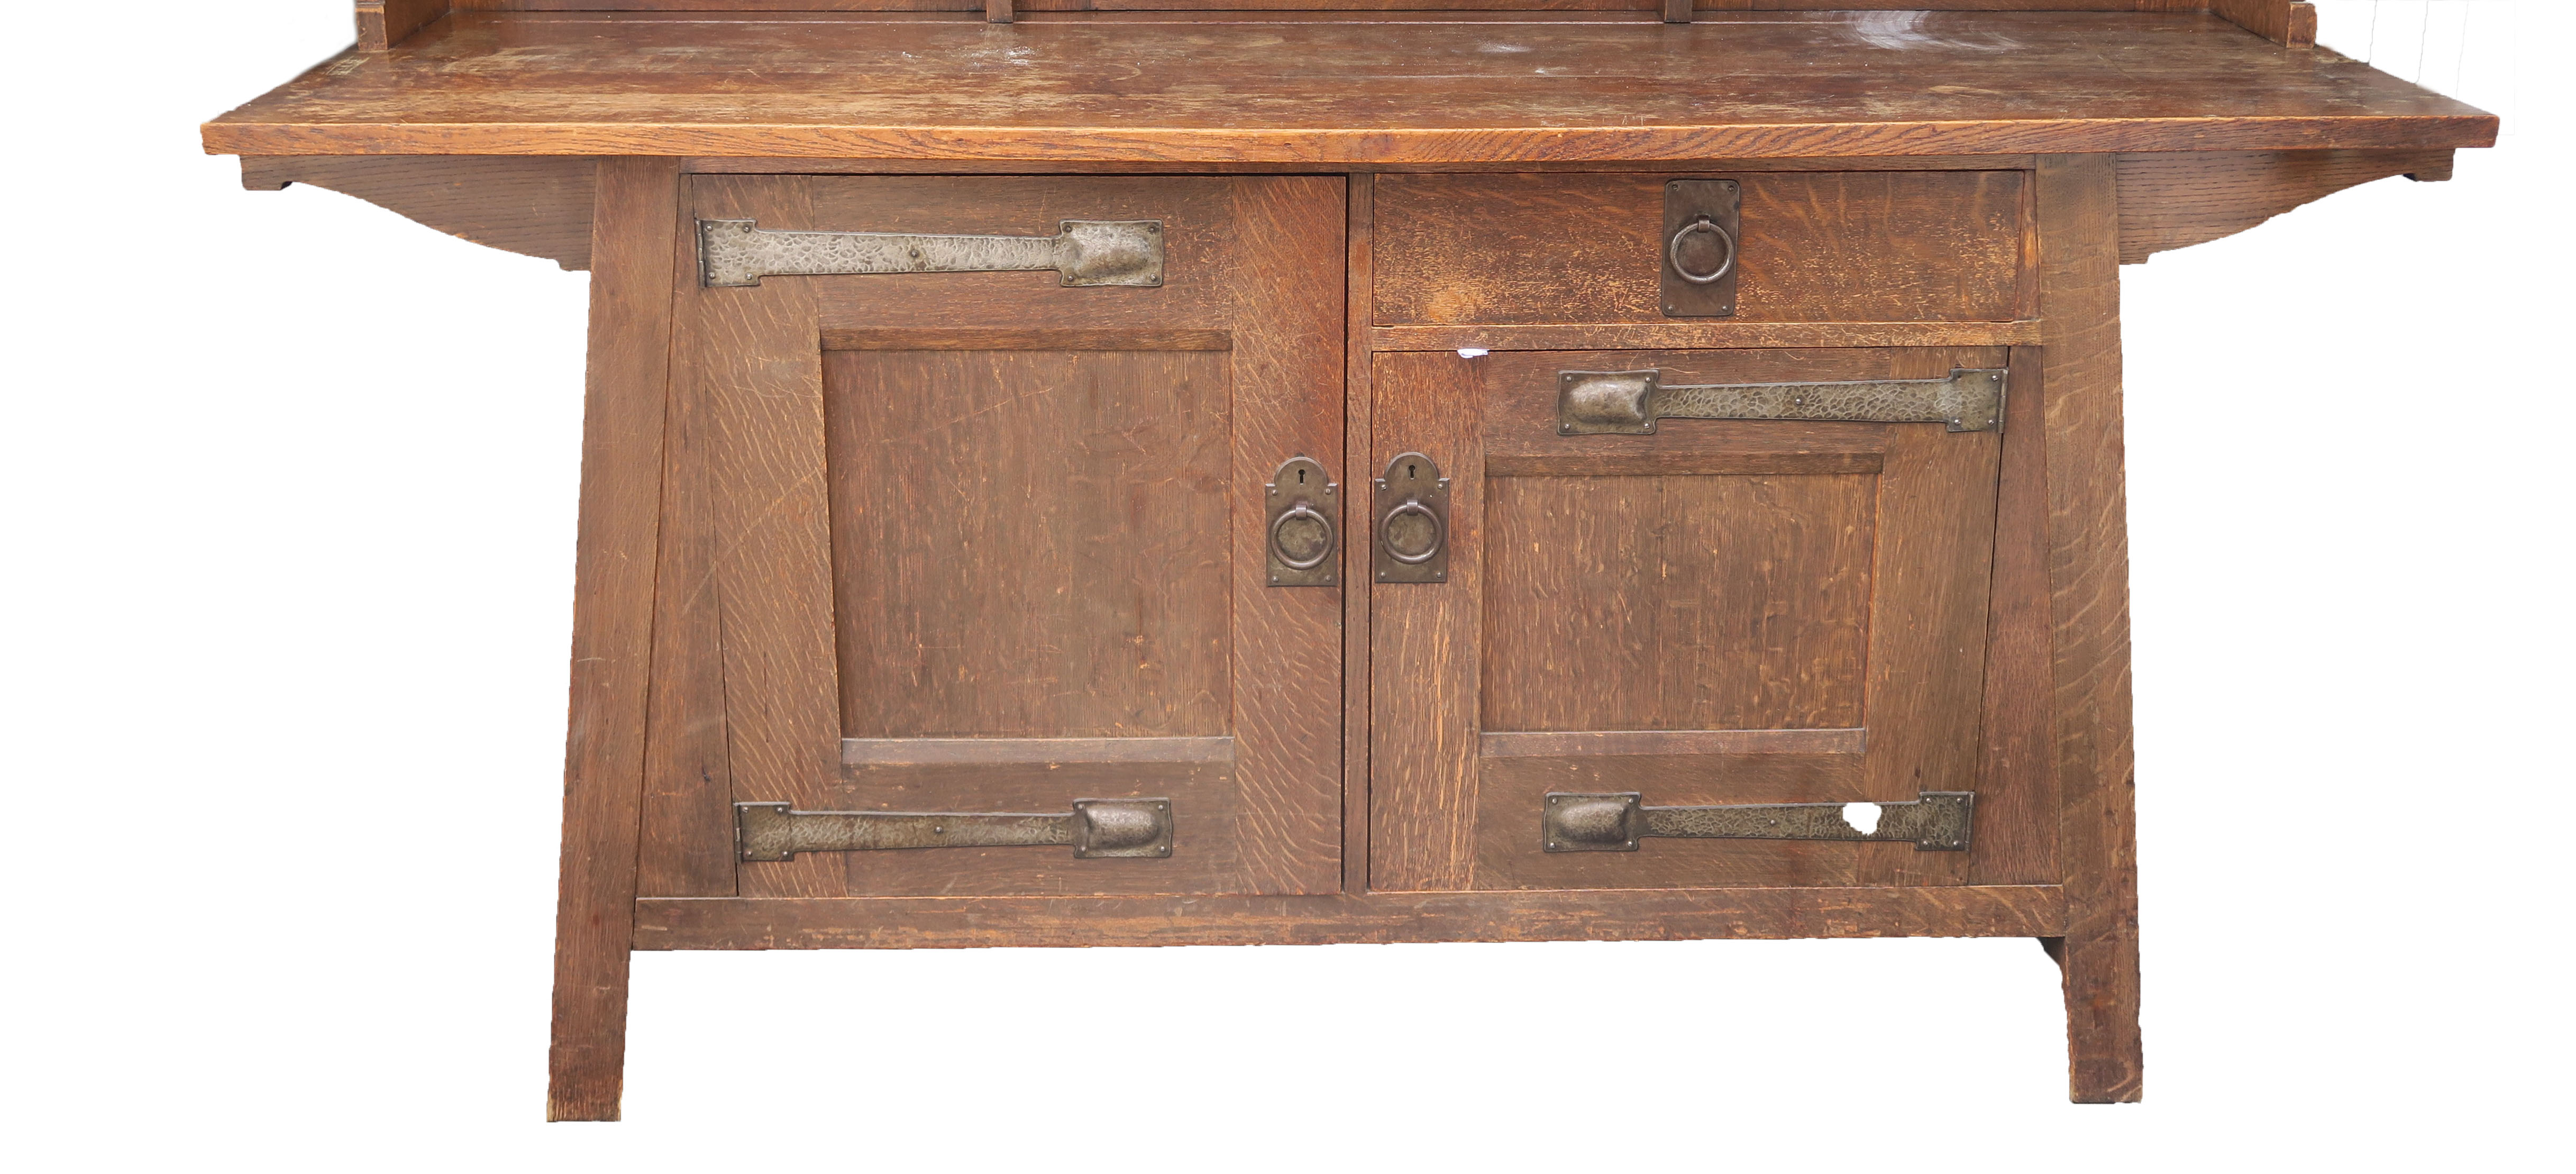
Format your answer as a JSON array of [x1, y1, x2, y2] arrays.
[[203, 11, 2495, 163]]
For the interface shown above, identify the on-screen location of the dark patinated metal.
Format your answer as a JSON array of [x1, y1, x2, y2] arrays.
[[1661, 179, 1742, 317], [735, 798, 1175, 861], [1265, 456, 1339, 587], [699, 218, 1165, 288], [1558, 368, 2006, 435], [1372, 452, 1450, 584], [1542, 790, 1975, 852]]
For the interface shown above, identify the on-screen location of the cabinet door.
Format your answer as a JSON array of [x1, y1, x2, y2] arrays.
[[656, 176, 1345, 899], [1369, 348, 2010, 891]]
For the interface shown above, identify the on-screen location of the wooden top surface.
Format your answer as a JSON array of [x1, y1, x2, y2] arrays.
[[203, 11, 2496, 162]]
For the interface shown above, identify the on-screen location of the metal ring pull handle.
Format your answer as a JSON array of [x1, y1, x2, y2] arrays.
[[1269, 502, 1337, 571], [1380, 499, 1445, 566], [1666, 215, 1738, 285]]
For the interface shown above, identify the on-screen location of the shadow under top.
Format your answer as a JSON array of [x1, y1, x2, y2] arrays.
[[202, 10, 2497, 163]]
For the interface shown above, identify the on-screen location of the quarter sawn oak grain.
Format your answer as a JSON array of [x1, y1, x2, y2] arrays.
[[207, 12, 2492, 162]]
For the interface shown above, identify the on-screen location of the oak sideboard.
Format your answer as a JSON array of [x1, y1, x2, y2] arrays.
[[204, 0, 2495, 1117]]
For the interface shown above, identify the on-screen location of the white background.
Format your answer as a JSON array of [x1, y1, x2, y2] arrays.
[[2, 2, 2566, 1169]]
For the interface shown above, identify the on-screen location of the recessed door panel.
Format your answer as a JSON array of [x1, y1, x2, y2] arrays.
[[828, 345, 1233, 741]]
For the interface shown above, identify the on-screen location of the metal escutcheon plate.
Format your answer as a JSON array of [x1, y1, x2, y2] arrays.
[[1372, 452, 1450, 584], [1265, 456, 1339, 587]]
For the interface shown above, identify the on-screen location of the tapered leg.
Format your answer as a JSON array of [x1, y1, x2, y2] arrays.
[[2035, 153, 2144, 1103], [547, 157, 684, 1122]]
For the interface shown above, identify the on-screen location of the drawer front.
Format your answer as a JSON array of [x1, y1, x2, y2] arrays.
[[1373, 171, 2026, 326], [1368, 346, 2045, 891]]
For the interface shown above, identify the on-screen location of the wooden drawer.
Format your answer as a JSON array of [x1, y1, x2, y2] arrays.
[[1373, 171, 2028, 326]]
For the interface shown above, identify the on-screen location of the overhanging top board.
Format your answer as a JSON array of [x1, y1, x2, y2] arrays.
[[204, 11, 2493, 162]]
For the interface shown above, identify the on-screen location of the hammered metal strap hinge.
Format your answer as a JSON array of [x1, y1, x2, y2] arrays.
[[1542, 791, 1975, 852], [698, 219, 1165, 288], [735, 799, 1174, 862], [1558, 368, 2006, 435]]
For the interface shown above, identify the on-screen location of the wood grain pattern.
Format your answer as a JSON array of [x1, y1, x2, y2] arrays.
[[356, 1, 450, 51], [2116, 149, 2455, 265], [1345, 174, 1375, 894], [454, 2, 2198, 11], [826, 347, 1234, 740], [821, 327, 1231, 351], [633, 885, 2067, 950], [2035, 153, 2144, 1104], [1375, 171, 2026, 326], [546, 156, 679, 1124], [1222, 176, 1350, 894], [1481, 729, 1863, 757], [1373, 322, 2041, 353], [1968, 346, 2059, 886], [686, 155, 2041, 176], [204, 12, 2497, 161], [1368, 352, 1486, 891], [842, 736, 1234, 765], [1850, 377, 2003, 890], [634, 172, 738, 903], [689, 175, 850, 900], [1481, 473, 1875, 732], [1485, 450, 1883, 478], [240, 155, 596, 270]]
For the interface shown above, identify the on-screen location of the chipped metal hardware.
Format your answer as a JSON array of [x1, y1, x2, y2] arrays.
[[1541, 790, 1975, 852], [1265, 456, 1339, 587], [735, 798, 1174, 862], [1371, 452, 1450, 584], [1661, 179, 1742, 317], [1558, 368, 2007, 435], [698, 218, 1165, 288]]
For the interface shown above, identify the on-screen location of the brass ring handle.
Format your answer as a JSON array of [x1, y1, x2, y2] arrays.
[[1380, 498, 1445, 566], [1269, 501, 1337, 571], [1667, 216, 1738, 285]]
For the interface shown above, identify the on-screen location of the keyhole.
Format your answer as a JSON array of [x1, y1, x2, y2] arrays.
[[1298, 469, 1307, 484], [1407, 463, 1418, 479]]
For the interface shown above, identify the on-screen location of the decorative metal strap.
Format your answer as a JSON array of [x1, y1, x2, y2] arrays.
[[1542, 790, 1974, 852], [699, 219, 1165, 288], [735, 799, 1173, 861], [1558, 368, 2006, 435]]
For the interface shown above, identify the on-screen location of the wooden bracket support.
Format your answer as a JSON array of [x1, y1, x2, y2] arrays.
[[989, 0, 1015, 23], [354, 1, 450, 52], [2210, 0, 2318, 48], [2114, 148, 2456, 265], [1662, 0, 1693, 24], [240, 156, 599, 271]]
